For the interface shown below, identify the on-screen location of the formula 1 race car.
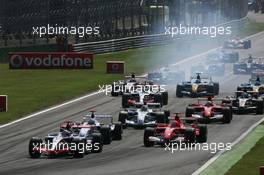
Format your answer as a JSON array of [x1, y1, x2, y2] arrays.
[[118, 103, 170, 128], [237, 74, 264, 94], [143, 113, 207, 147], [223, 38, 251, 49], [60, 111, 123, 144], [233, 57, 264, 74], [110, 74, 145, 96], [185, 97, 232, 123], [148, 66, 185, 84], [121, 87, 168, 108], [29, 126, 103, 158], [191, 64, 225, 77], [176, 73, 219, 98], [223, 91, 264, 114], [207, 50, 239, 63]]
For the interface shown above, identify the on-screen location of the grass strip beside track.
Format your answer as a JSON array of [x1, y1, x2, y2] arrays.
[[199, 124, 264, 175]]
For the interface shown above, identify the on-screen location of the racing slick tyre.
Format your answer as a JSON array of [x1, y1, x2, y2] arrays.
[[255, 100, 264, 114], [112, 122, 123, 140], [144, 127, 155, 147], [155, 112, 169, 124], [111, 84, 119, 96], [91, 133, 103, 153], [185, 107, 195, 123], [29, 137, 42, 158], [162, 91, 168, 105], [244, 40, 251, 49], [213, 83, 219, 95], [122, 94, 130, 108], [154, 94, 163, 106], [118, 111, 128, 129], [196, 125, 208, 143], [207, 85, 215, 96], [222, 108, 232, 124], [184, 128, 196, 144], [164, 110, 170, 118], [176, 85, 183, 98], [72, 139, 85, 158], [100, 126, 112, 144]]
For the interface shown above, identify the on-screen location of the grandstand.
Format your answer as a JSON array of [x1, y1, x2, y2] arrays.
[[0, 0, 248, 46]]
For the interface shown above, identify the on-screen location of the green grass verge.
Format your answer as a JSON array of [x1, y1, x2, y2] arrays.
[[224, 123, 264, 175], [200, 124, 264, 175], [0, 19, 264, 124]]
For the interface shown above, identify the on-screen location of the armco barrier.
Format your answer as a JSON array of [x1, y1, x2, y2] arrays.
[[73, 18, 248, 54]]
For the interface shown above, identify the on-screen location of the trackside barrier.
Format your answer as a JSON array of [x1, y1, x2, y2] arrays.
[[73, 18, 248, 54]]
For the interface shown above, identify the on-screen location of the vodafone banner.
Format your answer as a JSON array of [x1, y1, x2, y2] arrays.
[[9, 52, 93, 69]]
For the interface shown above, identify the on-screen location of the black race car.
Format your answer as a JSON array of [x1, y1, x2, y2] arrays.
[[223, 91, 264, 114]]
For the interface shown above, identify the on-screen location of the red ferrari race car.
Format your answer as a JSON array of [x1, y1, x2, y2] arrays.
[[185, 97, 232, 124], [143, 113, 207, 147]]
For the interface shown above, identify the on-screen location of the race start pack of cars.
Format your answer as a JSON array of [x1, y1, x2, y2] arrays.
[[28, 37, 264, 158]]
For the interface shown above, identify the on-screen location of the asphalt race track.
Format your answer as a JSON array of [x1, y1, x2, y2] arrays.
[[1, 32, 264, 175]]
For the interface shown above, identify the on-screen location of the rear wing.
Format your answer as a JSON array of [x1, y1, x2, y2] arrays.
[[125, 75, 146, 79], [197, 97, 222, 104], [236, 91, 259, 96], [84, 114, 113, 124]]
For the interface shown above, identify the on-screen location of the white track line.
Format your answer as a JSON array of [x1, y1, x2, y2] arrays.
[[192, 117, 264, 175], [0, 91, 101, 129], [1, 31, 264, 129]]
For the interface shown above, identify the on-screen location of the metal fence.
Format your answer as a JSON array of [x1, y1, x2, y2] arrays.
[[73, 17, 248, 54]]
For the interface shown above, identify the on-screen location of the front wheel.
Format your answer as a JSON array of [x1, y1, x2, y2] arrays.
[[29, 137, 42, 158], [144, 128, 155, 147]]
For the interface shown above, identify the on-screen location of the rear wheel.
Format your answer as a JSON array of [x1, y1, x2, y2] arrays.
[[72, 139, 85, 158], [186, 107, 195, 118], [100, 126, 112, 144], [91, 133, 103, 153], [162, 91, 168, 105], [144, 128, 155, 147], [112, 122, 122, 140], [29, 137, 42, 158], [155, 112, 168, 124], [122, 94, 130, 108], [184, 128, 196, 143], [118, 112, 128, 129], [213, 83, 219, 95], [222, 108, 232, 124], [196, 125, 207, 143], [176, 85, 183, 97], [256, 100, 264, 114], [111, 84, 119, 96], [154, 94, 163, 106]]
